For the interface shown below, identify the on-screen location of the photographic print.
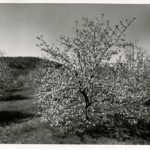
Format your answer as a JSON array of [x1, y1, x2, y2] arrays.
[[0, 3, 150, 145]]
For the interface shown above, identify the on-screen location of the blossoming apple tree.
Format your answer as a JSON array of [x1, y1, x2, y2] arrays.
[[36, 14, 136, 127]]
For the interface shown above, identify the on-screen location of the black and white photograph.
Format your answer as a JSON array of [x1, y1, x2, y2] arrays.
[[0, 2, 150, 146]]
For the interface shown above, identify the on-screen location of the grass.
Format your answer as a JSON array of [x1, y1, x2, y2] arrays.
[[0, 116, 149, 144], [0, 118, 54, 144], [0, 117, 136, 144]]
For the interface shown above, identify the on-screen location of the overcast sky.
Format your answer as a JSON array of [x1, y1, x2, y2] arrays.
[[0, 4, 149, 57]]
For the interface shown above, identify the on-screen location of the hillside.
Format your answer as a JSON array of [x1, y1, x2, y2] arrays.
[[0, 57, 42, 70], [0, 56, 62, 76]]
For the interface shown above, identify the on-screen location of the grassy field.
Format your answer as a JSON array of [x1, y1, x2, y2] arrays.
[[0, 87, 149, 144]]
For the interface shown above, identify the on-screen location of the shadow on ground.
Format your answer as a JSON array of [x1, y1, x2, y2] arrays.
[[0, 95, 30, 101], [0, 111, 34, 126], [5, 89, 24, 92]]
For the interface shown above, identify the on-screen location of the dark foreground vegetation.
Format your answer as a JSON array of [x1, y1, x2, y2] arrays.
[[0, 57, 150, 144]]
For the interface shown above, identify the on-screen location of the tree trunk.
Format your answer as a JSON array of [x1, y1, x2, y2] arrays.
[[80, 88, 91, 121], [85, 105, 89, 121]]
